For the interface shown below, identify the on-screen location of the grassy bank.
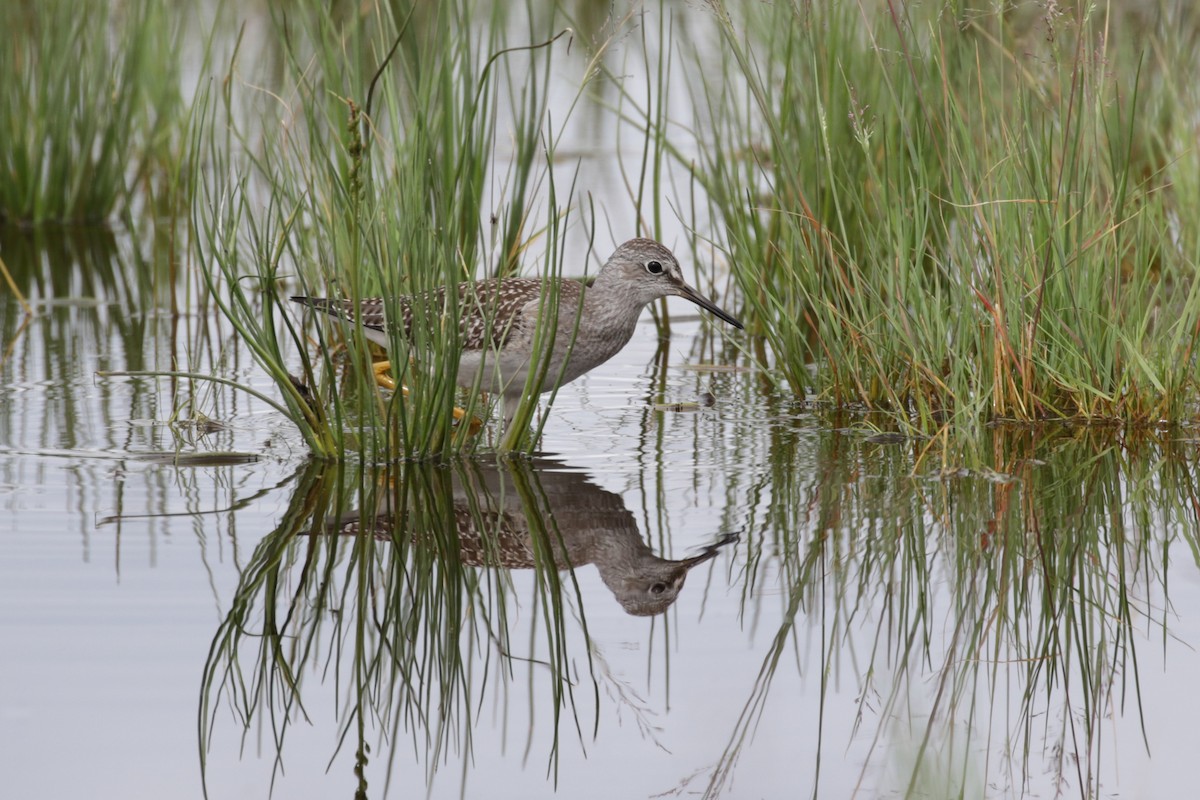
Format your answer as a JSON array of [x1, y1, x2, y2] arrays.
[[696, 1, 1200, 432]]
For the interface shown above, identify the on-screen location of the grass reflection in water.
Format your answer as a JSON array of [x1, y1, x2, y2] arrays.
[[198, 457, 736, 796], [711, 424, 1198, 799], [190, 424, 1200, 799]]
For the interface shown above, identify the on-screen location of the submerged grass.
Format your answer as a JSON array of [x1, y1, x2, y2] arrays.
[[695, 1, 1200, 431]]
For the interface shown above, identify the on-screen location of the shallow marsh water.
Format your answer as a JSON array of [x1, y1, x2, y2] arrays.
[[4, 227, 1200, 800], [6, 4, 1200, 798]]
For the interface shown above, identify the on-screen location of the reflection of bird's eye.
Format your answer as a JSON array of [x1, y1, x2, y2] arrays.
[[650, 582, 667, 595]]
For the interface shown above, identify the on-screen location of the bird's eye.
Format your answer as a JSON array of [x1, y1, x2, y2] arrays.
[[649, 582, 667, 596], [646, 260, 663, 275]]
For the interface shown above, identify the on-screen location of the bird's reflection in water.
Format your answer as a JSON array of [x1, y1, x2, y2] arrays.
[[323, 457, 737, 616], [199, 456, 738, 790]]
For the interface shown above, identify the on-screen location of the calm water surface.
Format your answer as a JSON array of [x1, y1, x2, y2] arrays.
[[5, 7, 1200, 797], [3, 232, 1200, 799]]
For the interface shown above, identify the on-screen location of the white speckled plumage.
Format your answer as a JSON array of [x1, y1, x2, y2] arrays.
[[292, 238, 742, 422]]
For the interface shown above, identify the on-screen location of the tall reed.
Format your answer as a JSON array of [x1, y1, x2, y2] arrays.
[[187, 0, 596, 460]]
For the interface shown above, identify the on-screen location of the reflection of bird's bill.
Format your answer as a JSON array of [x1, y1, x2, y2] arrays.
[[678, 531, 740, 569], [673, 282, 744, 329], [677, 550, 720, 570]]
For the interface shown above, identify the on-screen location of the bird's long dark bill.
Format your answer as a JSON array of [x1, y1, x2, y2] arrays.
[[675, 283, 744, 329]]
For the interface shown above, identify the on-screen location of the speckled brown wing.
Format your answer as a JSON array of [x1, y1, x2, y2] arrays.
[[293, 277, 585, 351], [451, 278, 539, 350], [454, 277, 586, 350]]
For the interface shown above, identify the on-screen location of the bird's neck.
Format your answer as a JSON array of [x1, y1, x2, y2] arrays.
[[584, 272, 648, 331]]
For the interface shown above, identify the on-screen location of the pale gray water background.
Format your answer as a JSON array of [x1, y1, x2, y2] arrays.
[[4, 4, 1200, 798]]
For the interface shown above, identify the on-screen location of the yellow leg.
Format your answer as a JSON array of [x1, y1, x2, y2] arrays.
[[372, 360, 399, 392], [371, 359, 482, 432]]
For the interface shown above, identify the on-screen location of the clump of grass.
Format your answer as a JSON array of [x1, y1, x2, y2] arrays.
[[0, 0, 183, 226], [189, 0, 593, 460], [694, 1, 1200, 431]]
